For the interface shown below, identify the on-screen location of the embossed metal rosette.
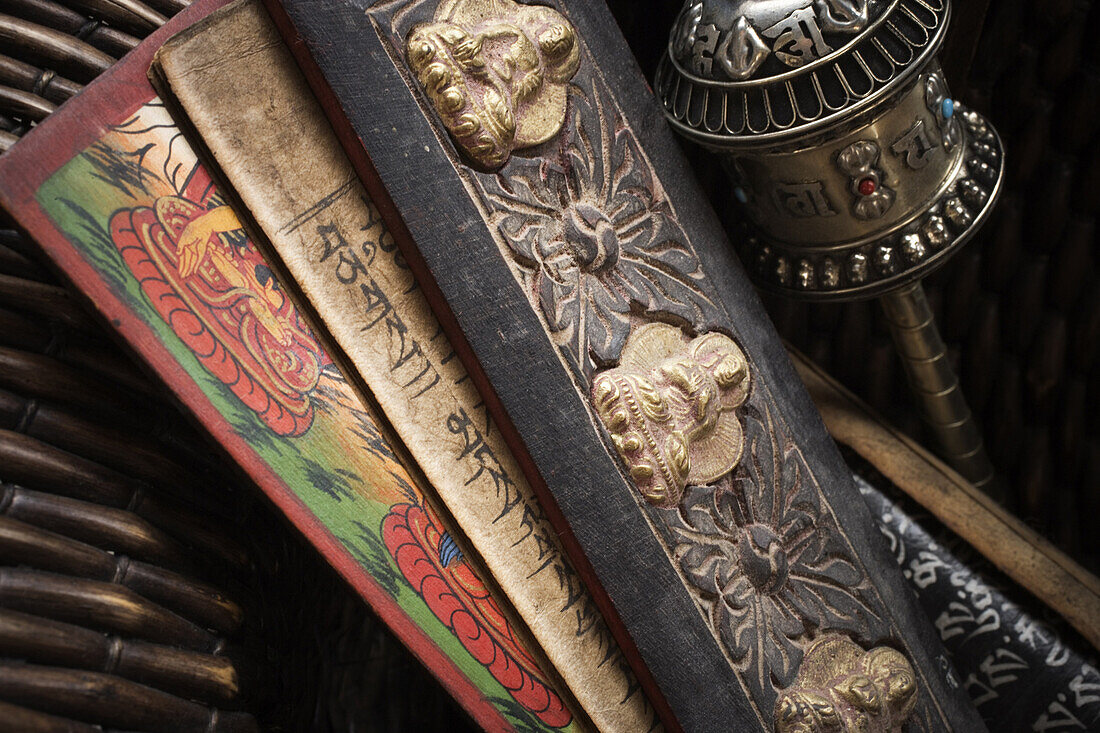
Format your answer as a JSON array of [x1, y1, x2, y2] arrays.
[[657, 0, 1005, 490]]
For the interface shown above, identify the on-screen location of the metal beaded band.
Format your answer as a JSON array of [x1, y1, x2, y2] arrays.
[[655, 0, 1005, 301]]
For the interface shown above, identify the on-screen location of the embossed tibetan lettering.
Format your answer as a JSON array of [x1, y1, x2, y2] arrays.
[[771, 181, 836, 218], [692, 22, 722, 75], [592, 323, 750, 508], [775, 635, 918, 733], [890, 119, 937, 170], [761, 6, 832, 68], [405, 0, 581, 169]]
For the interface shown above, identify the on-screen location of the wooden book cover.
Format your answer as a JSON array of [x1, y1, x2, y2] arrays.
[[148, 2, 655, 730], [0, 2, 592, 729], [259, 0, 989, 730]]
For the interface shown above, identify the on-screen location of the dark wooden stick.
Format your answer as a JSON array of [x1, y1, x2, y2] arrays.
[[0, 428, 143, 506], [0, 239, 47, 279], [0, 83, 55, 121], [0, 312, 158, 403], [1, 430, 247, 567], [42, 340, 155, 399], [131, 496, 250, 569], [0, 229, 43, 260], [0, 346, 144, 418], [0, 567, 219, 651], [4, 392, 210, 493], [0, 307, 50, 350], [50, 339, 155, 397], [0, 310, 48, 353], [0, 516, 243, 633], [0, 13, 113, 83], [0, 272, 95, 329], [0, 432, 248, 567], [0, 54, 82, 104], [0, 422, 232, 514], [0, 699, 99, 733], [0, 661, 258, 732], [53, 0, 165, 35], [0, 127, 17, 152], [1, 482, 195, 570], [136, 0, 186, 18], [0, 609, 242, 704], [0, 0, 138, 56]]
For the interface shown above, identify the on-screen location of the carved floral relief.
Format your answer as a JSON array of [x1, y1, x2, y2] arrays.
[[836, 140, 894, 220], [924, 71, 960, 152], [479, 82, 716, 378], [668, 404, 881, 703]]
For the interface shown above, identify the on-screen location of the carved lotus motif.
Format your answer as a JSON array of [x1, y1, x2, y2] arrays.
[[482, 77, 715, 377], [775, 635, 917, 733], [592, 324, 750, 508], [672, 405, 880, 700], [406, 0, 581, 169]]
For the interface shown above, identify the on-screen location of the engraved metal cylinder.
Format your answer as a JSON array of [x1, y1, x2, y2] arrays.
[[881, 282, 998, 495], [657, 0, 1005, 490]]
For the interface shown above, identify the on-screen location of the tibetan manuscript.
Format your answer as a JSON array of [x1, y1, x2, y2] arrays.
[[261, 0, 988, 730], [150, 1, 654, 729]]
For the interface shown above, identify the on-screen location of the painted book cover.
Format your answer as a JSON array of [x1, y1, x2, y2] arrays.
[[0, 1, 582, 729]]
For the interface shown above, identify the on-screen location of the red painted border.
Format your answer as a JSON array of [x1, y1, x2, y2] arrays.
[[0, 3, 509, 729]]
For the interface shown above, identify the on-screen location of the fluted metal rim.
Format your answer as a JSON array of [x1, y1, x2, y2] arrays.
[[657, 0, 950, 147]]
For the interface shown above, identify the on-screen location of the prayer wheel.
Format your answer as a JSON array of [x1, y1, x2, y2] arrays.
[[656, 0, 1005, 492]]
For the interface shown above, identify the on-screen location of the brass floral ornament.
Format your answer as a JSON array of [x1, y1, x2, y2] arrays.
[[774, 635, 918, 733], [405, 0, 581, 169], [592, 323, 750, 508]]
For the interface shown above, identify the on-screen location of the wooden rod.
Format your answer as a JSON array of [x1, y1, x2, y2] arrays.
[[53, 0, 165, 34], [0, 699, 99, 733], [0, 608, 241, 704], [0, 272, 95, 329], [0, 13, 112, 83], [1, 482, 195, 570], [0, 661, 258, 732], [0, 0, 139, 55], [0, 516, 243, 633], [0, 567, 219, 651]]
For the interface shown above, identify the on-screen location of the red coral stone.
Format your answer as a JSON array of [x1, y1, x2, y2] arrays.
[[858, 178, 877, 196]]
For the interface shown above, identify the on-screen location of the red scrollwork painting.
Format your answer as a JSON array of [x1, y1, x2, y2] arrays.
[[110, 170, 323, 436], [382, 501, 572, 728]]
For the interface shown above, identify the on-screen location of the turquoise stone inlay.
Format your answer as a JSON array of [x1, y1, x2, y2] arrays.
[[942, 98, 955, 119]]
